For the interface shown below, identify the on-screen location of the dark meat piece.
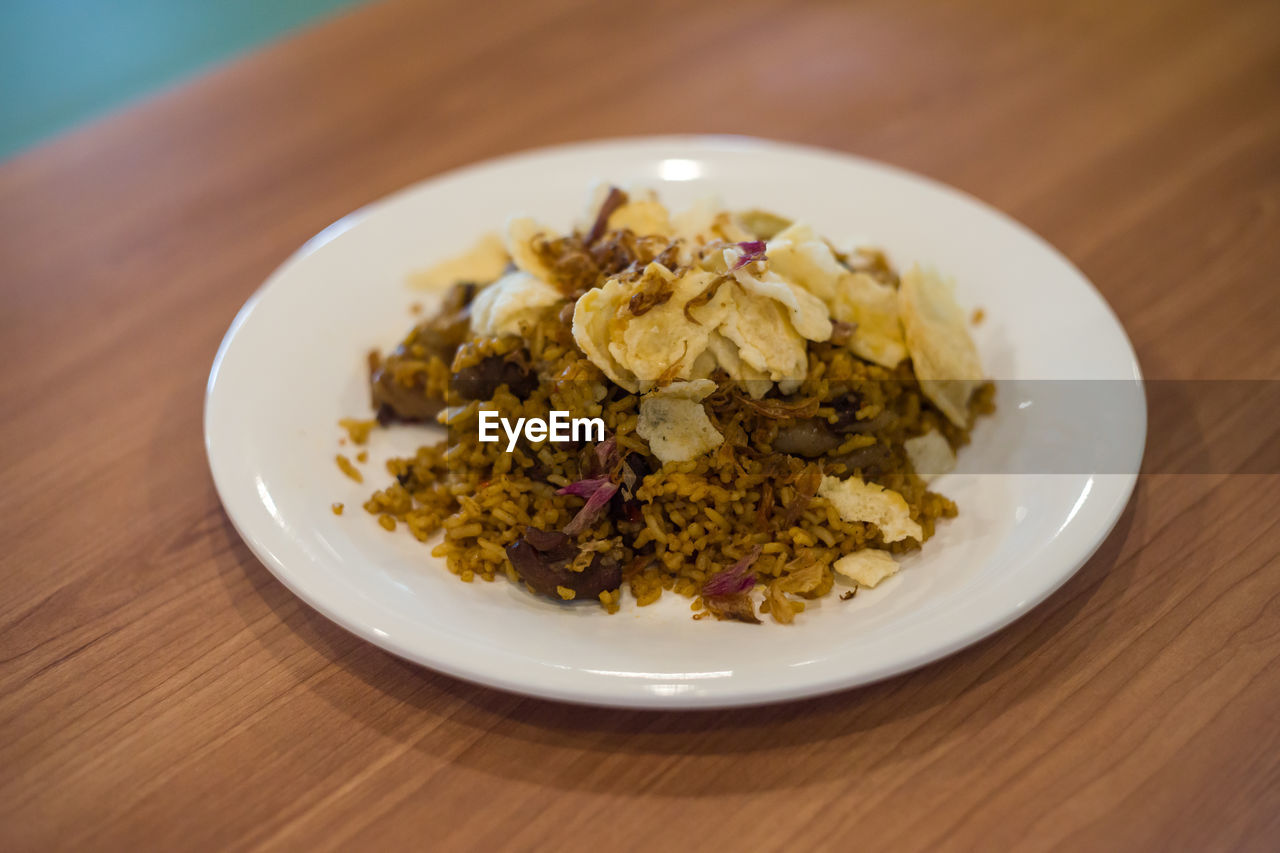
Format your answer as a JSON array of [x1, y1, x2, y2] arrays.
[[521, 527, 576, 558], [370, 282, 477, 422], [772, 419, 843, 458], [452, 354, 537, 401], [370, 351, 444, 422], [506, 532, 622, 600], [827, 443, 894, 478]]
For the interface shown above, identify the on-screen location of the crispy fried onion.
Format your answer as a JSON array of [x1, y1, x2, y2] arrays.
[[586, 187, 628, 244], [701, 545, 765, 624], [778, 462, 823, 529], [735, 393, 821, 420], [682, 273, 730, 323], [535, 230, 675, 295], [653, 341, 690, 388], [628, 270, 675, 316], [764, 552, 826, 624]]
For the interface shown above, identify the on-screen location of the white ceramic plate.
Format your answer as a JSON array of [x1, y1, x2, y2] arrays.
[[206, 136, 1144, 708]]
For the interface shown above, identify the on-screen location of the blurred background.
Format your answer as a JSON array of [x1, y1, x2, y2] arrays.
[[0, 0, 364, 160]]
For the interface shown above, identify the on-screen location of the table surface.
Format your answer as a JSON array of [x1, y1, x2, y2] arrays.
[[0, 0, 364, 160], [3, 0, 1278, 849]]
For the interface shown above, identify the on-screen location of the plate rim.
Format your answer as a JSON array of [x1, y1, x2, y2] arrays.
[[205, 133, 1145, 708]]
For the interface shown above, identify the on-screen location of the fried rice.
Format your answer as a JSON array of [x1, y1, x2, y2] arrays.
[[349, 187, 993, 624]]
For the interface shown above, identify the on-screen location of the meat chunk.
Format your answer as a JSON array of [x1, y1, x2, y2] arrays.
[[506, 530, 622, 600], [451, 354, 537, 401], [772, 419, 842, 458], [370, 283, 476, 422], [826, 443, 894, 478]]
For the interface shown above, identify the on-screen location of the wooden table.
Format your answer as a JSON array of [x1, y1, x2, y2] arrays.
[[3, 0, 1278, 849]]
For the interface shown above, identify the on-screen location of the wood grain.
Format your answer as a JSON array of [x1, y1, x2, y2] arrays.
[[2, 0, 1278, 849]]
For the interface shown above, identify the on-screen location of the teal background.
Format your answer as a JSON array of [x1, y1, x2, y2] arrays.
[[0, 0, 366, 161]]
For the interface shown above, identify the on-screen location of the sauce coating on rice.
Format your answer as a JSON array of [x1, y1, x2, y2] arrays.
[[350, 187, 993, 623]]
